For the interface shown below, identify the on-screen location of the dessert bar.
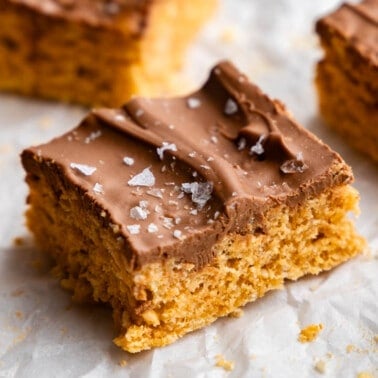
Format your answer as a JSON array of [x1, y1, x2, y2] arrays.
[[316, 0, 378, 163], [0, 0, 216, 106], [22, 61, 365, 352]]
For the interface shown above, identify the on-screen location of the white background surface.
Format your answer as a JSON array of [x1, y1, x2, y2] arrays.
[[0, 1, 377, 377]]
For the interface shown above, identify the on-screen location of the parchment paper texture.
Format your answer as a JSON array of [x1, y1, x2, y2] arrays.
[[0, 1, 377, 377]]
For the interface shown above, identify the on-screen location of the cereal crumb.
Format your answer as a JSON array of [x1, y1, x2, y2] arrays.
[[228, 308, 244, 318], [215, 354, 234, 371], [346, 344, 356, 353], [357, 372, 374, 378], [15, 311, 23, 319], [119, 359, 128, 367], [13, 237, 25, 246], [314, 359, 326, 374], [373, 335, 378, 343], [11, 289, 24, 297], [298, 323, 323, 343], [219, 26, 237, 43]]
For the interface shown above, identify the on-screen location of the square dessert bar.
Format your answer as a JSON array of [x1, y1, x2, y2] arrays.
[[0, 0, 216, 107], [21, 61, 365, 353], [316, 0, 378, 163]]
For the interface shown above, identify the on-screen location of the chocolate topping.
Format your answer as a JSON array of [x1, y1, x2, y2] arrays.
[[316, 0, 378, 67], [6, 0, 152, 33], [23, 61, 352, 270]]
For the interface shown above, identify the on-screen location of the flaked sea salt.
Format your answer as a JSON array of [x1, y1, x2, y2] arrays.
[[70, 163, 97, 176], [181, 181, 213, 209], [123, 156, 135, 166], [238, 137, 247, 150], [93, 182, 104, 194], [280, 158, 308, 174], [173, 230, 183, 239], [250, 135, 265, 155], [114, 114, 126, 122], [146, 188, 164, 199], [210, 136, 218, 144], [84, 130, 102, 144], [135, 109, 144, 117], [224, 98, 238, 115], [147, 223, 158, 233], [187, 97, 201, 109], [157, 142, 177, 160], [162, 217, 174, 230], [128, 167, 155, 187], [130, 206, 148, 220], [127, 224, 140, 235]]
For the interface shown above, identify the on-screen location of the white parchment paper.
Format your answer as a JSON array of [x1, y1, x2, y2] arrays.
[[0, 1, 377, 377]]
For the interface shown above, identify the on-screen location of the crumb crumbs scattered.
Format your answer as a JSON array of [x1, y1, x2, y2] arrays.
[[298, 323, 323, 343], [215, 354, 234, 371], [118, 359, 128, 367], [228, 308, 244, 318], [219, 26, 237, 43], [13, 237, 25, 246], [314, 359, 326, 374], [346, 344, 356, 353], [11, 289, 24, 297], [357, 372, 374, 378]]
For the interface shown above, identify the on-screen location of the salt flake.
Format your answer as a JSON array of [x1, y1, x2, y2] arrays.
[[157, 142, 177, 160], [173, 230, 183, 239], [187, 97, 201, 109], [128, 167, 155, 187], [123, 156, 134, 166], [280, 158, 308, 174], [130, 206, 148, 220], [127, 224, 140, 235], [250, 135, 265, 155], [70, 163, 97, 176], [93, 183, 104, 194], [84, 130, 102, 144], [181, 181, 213, 209], [147, 223, 158, 233], [224, 98, 238, 115]]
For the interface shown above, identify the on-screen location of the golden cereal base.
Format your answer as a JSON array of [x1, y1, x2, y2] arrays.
[[25, 161, 365, 353], [0, 0, 217, 107]]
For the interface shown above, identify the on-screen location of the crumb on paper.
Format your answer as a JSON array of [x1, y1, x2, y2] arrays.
[[119, 359, 128, 367], [13, 236, 25, 246], [314, 359, 326, 374], [60, 327, 67, 335], [15, 311, 23, 319], [38, 116, 53, 130], [228, 308, 244, 318], [11, 289, 24, 297], [219, 26, 237, 43], [346, 344, 356, 353], [215, 354, 234, 371], [298, 323, 323, 343], [12, 327, 31, 346], [357, 372, 374, 378]]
